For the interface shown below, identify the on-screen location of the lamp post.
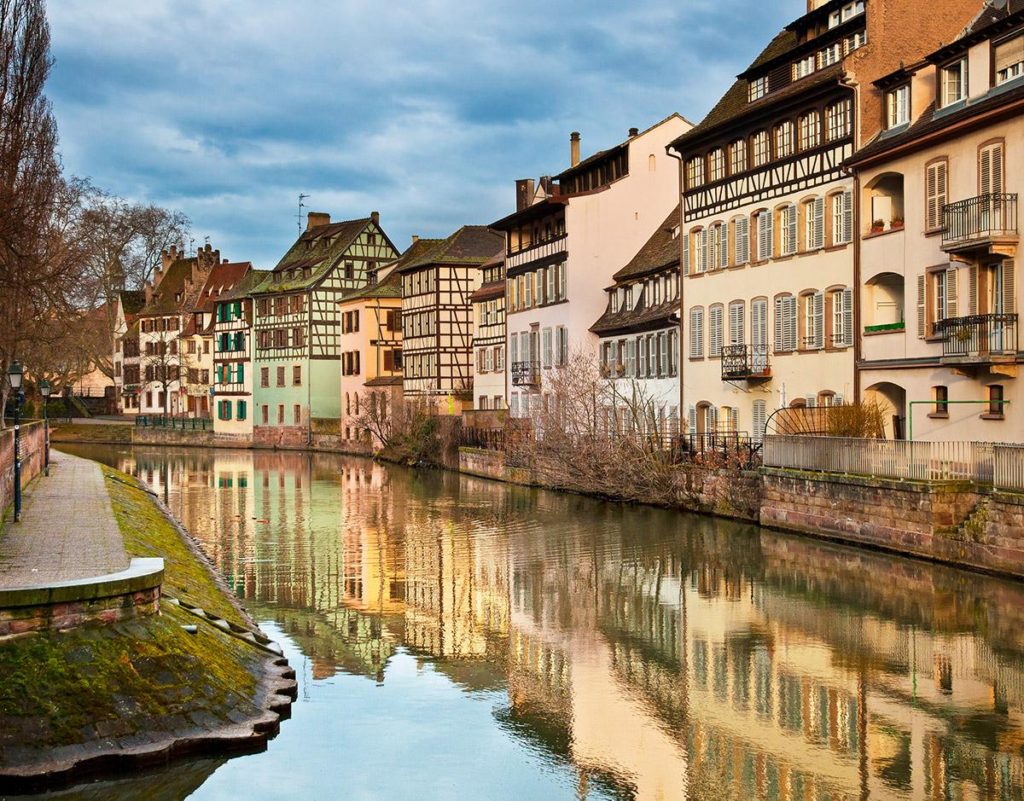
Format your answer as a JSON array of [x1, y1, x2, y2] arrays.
[[40, 379, 50, 477], [8, 361, 24, 522]]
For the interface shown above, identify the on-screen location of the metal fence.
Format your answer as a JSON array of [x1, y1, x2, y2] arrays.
[[136, 415, 212, 431], [994, 445, 1024, 492], [763, 436, 996, 483]]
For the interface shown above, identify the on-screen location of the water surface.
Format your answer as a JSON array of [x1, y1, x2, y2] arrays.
[[42, 444, 1024, 800]]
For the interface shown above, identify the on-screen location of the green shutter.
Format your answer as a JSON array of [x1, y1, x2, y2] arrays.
[[237, 363, 244, 384], [237, 400, 247, 421]]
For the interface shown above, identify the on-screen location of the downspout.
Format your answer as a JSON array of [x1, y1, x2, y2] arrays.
[[666, 142, 685, 432]]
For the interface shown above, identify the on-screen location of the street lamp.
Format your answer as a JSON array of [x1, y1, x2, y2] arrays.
[[40, 378, 50, 477], [7, 361, 24, 522]]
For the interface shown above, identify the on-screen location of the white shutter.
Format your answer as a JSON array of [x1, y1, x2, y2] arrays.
[[1005, 260, 1017, 314], [774, 296, 785, 352], [640, 333, 648, 374], [842, 190, 853, 244], [785, 296, 798, 351], [511, 334, 519, 364], [729, 302, 745, 346], [729, 407, 739, 434], [719, 224, 729, 269], [945, 267, 958, 320], [708, 405, 719, 433], [786, 206, 797, 254], [926, 161, 947, 231], [543, 328, 552, 368], [688, 405, 697, 434], [759, 213, 773, 260], [842, 287, 854, 347], [690, 308, 704, 358], [736, 217, 749, 264], [709, 305, 723, 357], [805, 394, 817, 408], [969, 266, 979, 315], [701, 228, 709, 273], [813, 197, 825, 249], [752, 400, 767, 444], [813, 291, 825, 349], [546, 268, 555, 303], [916, 274, 927, 338], [682, 234, 689, 276]]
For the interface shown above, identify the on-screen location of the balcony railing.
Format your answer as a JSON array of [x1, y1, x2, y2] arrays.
[[511, 360, 541, 387], [934, 314, 1019, 362], [942, 193, 1018, 251], [721, 344, 771, 381]]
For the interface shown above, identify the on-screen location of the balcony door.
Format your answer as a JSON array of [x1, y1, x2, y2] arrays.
[[988, 260, 1016, 352], [979, 142, 1005, 233]]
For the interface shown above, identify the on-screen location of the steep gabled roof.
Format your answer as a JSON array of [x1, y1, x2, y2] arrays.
[[554, 113, 689, 183], [139, 258, 198, 316], [339, 269, 403, 302], [218, 269, 272, 302], [395, 227, 503, 274], [118, 290, 147, 318], [612, 205, 681, 283], [192, 261, 253, 315]]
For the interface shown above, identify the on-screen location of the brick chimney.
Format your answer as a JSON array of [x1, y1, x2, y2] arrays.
[[570, 132, 581, 167], [307, 211, 330, 231], [411, 235, 419, 244], [370, 211, 380, 226], [515, 179, 535, 212], [628, 127, 639, 138]]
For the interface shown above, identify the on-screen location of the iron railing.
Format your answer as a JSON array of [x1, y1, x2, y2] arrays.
[[511, 361, 541, 387], [942, 193, 1018, 249], [994, 445, 1024, 492], [721, 344, 771, 380], [934, 314, 1019, 360], [460, 427, 505, 451], [763, 435, 995, 483], [136, 415, 212, 430]]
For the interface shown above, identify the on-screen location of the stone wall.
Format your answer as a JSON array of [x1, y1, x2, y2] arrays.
[[0, 421, 45, 519], [980, 492, 1024, 577], [0, 585, 160, 637]]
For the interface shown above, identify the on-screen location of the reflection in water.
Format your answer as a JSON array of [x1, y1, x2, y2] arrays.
[[53, 444, 1024, 801]]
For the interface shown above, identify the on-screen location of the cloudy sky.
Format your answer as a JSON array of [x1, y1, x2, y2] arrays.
[[46, 0, 795, 267]]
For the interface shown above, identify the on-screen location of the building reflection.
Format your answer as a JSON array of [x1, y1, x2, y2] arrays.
[[109, 446, 1024, 800]]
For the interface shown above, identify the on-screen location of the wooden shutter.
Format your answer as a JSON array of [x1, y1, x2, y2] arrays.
[[719, 224, 729, 268], [384, 350, 394, 372], [813, 292, 825, 349], [690, 308, 704, 358], [682, 233, 690, 275], [926, 161, 947, 231], [813, 197, 825, 249], [786, 206, 797, 254], [785, 296, 798, 351], [774, 297, 785, 352], [842, 287, 854, 347], [916, 274, 927, 337], [709, 305, 723, 356], [729, 302, 745, 345], [945, 267, 958, 319], [1005, 260, 1017, 314], [969, 266, 979, 314], [980, 142, 1004, 195], [736, 217, 749, 264], [842, 190, 853, 244]]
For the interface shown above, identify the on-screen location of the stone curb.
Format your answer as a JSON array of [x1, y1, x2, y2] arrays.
[[0, 558, 164, 608]]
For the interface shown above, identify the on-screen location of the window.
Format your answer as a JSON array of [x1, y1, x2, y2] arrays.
[[825, 100, 851, 141], [830, 287, 854, 347], [236, 400, 247, 421], [708, 148, 725, 182], [261, 405, 269, 425], [729, 139, 747, 174], [687, 157, 705, 189], [916, 267, 958, 337], [831, 191, 853, 245], [709, 305, 724, 357], [774, 122, 794, 159], [756, 211, 773, 261], [752, 130, 770, 167], [979, 141, 1005, 195], [886, 85, 910, 128], [276, 366, 285, 387], [293, 365, 302, 386], [294, 404, 302, 425], [692, 228, 707, 274], [819, 42, 842, 68], [779, 205, 797, 256], [941, 60, 966, 106], [845, 30, 867, 54], [804, 197, 825, 250], [709, 223, 728, 270], [749, 76, 768, 101], [689, 307, 705, 358], [277, 404, 285, 425], [802, 292, 825, 350], [925, 159, 948, 231], [793, 54, 815, 80], [933, 386, 949, 416], [798, 111, 820, 150], [995, 34, 1024, 85], [774, 295, 798, 352], [733, 216, 750, 265], [555, 326, 568, 366], [987, 385, 1005, 418]]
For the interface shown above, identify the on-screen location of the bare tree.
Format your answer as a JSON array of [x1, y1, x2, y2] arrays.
[[139, 329, 181, 415]]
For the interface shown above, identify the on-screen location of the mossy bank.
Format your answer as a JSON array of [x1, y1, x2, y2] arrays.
[[0, 466, 296, 794]]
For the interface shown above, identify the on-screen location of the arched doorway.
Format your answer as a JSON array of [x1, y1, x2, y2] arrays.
[[864, 381, 907, 439]]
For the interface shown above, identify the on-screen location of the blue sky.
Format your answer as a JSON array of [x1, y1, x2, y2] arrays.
[[47, 0, 796, 267]]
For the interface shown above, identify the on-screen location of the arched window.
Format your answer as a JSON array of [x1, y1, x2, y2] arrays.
[[802, 196, 825, 250], [777, 203, 797, 255], [774, 121, 795, 158], [752, 130, 770, 167], [798, 111, 820, 150], [729, 139, 747, 174]]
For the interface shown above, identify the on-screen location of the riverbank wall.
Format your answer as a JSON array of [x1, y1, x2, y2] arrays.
[[0, 464, 297, 793], [0, 421, 45, 520], [50, 424, 1024, 580]]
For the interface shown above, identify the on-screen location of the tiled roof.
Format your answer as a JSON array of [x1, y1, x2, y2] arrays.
[[139, 258, 198, 316], [850, 78, 1024, 165], [118, 290, 147, 317], [469, 281, 505, 303], [612, 205, 681, 283], [257, 216, 375, 294], [340, 269, 402, 301], [193, 262, 253, 314], [554, 113, 688, 182], [364, 375, 403, 387], [218, 269, 272, 301], [395, 226, 503, 274], [590, 297, 680, 337]]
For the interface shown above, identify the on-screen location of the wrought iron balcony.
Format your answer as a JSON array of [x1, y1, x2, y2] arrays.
[[721, 344, 771, 381], [941, 194, 1018, 253], [511, 360, 541, 387], [934, 314, 1019, 363]]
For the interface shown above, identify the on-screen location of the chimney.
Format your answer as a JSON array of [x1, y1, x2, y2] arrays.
[[307, 211, 330, 231], [515, 179, 535, 212], [411, 235, 420, 244], [628, 127, 639, 138], [570, 132, 581, 167], [370, 211, 380, 226], [144, 281, 153, 304], [539, 176, 554, 197]]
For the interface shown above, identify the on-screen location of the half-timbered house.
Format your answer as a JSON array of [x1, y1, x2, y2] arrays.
[[490, 116, 690, 420], [338, 254, 411, 448], [250, 211, 399, 447], [669, 0, 977, 444], [397, 226, 504, 413], [213, 268, 267, 441], [590, 205, 683, 437], [851, 1, 1024, 442], [470, 252, 507, 410], [112, 289, 146, 415]]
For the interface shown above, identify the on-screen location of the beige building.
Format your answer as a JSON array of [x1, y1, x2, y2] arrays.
[[470, 252, 506, 411], [668, 0, 977, 444], [852, 2, 1024, 441]]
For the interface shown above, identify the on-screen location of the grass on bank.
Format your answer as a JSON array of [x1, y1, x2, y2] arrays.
[[49, 423, 132, 444], [0, 465, 264, 762]]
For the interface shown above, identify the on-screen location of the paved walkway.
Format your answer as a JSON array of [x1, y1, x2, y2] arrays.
[[0, 451, 129, 589]]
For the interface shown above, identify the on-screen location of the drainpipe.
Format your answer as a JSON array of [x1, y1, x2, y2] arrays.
[[666, 142, 685, 432]]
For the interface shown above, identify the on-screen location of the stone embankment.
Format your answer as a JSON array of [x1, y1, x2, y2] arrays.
[[0, 452, 297, 793]]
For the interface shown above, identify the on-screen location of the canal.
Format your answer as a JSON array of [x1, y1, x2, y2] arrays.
[[39, 444, 1024, 800]]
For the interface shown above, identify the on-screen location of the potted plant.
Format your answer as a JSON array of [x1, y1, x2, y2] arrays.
[[871, 219, 885, 233], [890, 216, 904, 230]]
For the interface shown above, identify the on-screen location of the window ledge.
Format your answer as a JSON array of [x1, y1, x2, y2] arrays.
[[980, 413, 1005, 421], [928, 412, 950, 419], [824, 243, 850, 252], [864, 226, 905, 239]]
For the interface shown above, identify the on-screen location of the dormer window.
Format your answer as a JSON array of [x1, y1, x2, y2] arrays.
[[845, 30, 867, 54], [819, 42, 842, 68], [995, 34, 1024, 85], [686, 157, 705, 189], [886, 84, 910, 129], [749, 76, 768, 102], [941, 59, 966, 107], [830, 1, 864, 27]]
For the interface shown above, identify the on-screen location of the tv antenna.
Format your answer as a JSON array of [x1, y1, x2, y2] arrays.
[[297, 193, 310, 232]]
